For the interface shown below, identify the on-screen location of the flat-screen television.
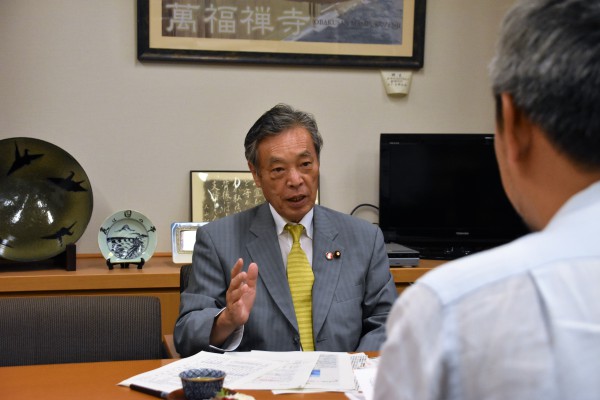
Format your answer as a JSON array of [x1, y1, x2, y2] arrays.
[[379, 133, 529, 260]]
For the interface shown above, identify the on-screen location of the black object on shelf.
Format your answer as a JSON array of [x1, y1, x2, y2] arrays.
[[0, 243, 77, 271], [106, 258, 145, 270]]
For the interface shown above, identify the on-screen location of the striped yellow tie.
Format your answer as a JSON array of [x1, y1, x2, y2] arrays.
[[285, 224, 315, 351]]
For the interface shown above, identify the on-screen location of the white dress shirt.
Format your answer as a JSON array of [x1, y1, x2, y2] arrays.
[[270, 204, 314, 268], [374, 181, 600, 400]]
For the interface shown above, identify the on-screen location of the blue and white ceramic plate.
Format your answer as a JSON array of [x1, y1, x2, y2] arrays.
[[98, 210, 157, 263]]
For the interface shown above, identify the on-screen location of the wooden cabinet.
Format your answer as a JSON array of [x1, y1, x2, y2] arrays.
[[391, 259, 445, 294], [0, 256, 182, 336], [0, 256, 444, 335]]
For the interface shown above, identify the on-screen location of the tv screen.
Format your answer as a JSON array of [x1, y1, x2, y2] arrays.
[[379, 133, 529, 260]]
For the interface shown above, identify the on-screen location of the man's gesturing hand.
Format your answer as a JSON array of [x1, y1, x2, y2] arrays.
[[210, 258, 258, 346]]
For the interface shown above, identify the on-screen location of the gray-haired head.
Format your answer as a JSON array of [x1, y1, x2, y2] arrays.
[[489, 0, 600, 170], [244, 104, 323, 169]]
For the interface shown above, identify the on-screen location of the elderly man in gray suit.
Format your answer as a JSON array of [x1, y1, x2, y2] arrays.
[[174, 103, 397, 356]]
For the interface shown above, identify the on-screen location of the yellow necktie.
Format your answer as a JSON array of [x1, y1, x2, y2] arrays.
[[285, 224, 315, 351]]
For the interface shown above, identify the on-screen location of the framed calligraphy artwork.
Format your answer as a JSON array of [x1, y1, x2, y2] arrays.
[[191, 171, 263, 222], [190, 170, 319, 222], [137, 0, 427, 68]]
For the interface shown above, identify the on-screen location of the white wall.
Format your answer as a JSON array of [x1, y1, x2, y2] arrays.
[[0, 0, 515, 255]]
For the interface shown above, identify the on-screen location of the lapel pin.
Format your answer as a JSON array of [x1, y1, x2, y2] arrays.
[[326, 251, 342, 260]]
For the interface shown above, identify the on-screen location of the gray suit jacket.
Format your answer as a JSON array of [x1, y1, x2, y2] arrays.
[[174, 203, 397, 356]]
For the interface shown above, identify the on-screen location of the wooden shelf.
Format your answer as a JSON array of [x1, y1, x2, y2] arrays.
[[0, 256, 181, 293], [390, 259, 445, 293], [0, 255, 446, 333], [0, 256, 182, 336]]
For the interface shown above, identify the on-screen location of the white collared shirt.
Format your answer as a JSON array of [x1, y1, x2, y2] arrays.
[[269, 204, 314, 268], [374, 181, 600, 400]]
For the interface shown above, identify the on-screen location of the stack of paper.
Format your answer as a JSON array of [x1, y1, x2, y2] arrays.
[[119, 350, 373, 396]]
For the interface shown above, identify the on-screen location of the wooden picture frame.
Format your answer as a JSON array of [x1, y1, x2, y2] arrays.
[[138, 0, 427, 68]]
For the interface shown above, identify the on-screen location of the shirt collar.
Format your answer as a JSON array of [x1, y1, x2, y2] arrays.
[[269, 204, 314, 240], [547, 180, 600, 230]]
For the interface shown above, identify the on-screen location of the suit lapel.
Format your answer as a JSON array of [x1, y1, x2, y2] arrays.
[[311, 206, 343, 337], [246, 204, 297, 329]]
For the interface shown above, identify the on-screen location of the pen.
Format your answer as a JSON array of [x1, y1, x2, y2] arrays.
[[129, 384, 170, 399]]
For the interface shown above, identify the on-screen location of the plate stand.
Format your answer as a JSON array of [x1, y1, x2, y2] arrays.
[[106, 258, 145, 270], [0, 243, 77, 271]]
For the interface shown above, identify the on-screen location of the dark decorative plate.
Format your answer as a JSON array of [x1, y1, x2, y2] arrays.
[[0, 137, 93, 262]]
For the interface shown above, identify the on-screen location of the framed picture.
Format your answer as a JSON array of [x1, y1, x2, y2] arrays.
[[191, 171, 265, 222], [170, 222, 208, 263], [137, 0, 427, 68], [190, 170, 320, 222]]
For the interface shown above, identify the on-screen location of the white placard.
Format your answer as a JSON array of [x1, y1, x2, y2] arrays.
[[381, 70, 413, 96]]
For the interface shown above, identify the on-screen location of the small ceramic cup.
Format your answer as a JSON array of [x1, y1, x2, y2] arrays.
[[179, 368, 226, 400]]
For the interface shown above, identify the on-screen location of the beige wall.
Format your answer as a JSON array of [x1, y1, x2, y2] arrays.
[[0, 0, 515, 255]]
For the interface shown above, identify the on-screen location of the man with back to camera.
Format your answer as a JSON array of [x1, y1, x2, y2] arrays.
[[374, 0, 600, 398], [174, 103, 397, 355]]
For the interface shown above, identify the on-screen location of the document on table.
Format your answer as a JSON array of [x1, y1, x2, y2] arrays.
[[119, 351, 328, 393], [119, 351, 312, 393], [244, 351, 355, 393], [226, 351, 319, 390], [352, 366, 377, 400], [346, 355, 379, 400]]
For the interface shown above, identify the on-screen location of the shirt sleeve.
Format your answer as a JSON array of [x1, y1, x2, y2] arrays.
[[209, 308, 244, 352], [373, 283, 448, 400]]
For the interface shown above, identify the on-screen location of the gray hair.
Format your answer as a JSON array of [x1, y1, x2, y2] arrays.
[[244, 103, 324, 168], [489, 0, 600, 169]]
